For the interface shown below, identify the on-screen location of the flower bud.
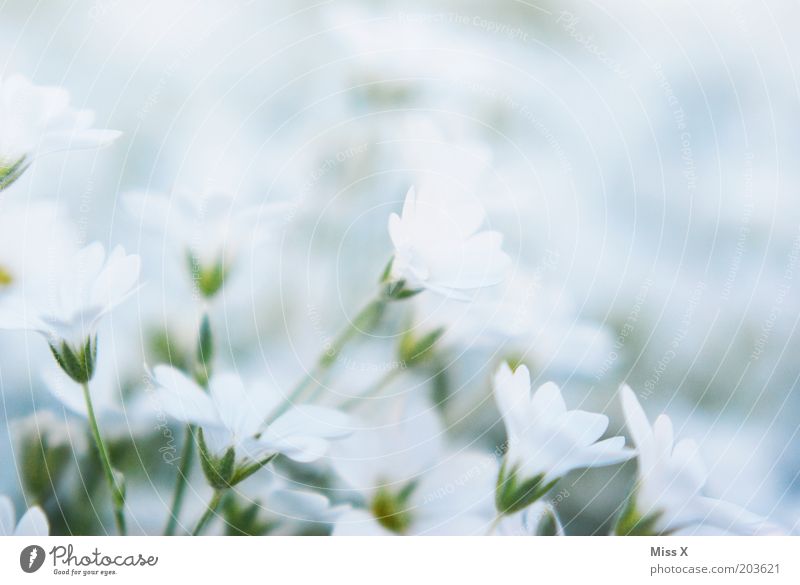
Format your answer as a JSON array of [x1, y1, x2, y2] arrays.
[[48, 336, 97, 384]]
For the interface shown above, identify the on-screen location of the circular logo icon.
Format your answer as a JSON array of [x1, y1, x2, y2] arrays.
[[20, 545, 46, 573]]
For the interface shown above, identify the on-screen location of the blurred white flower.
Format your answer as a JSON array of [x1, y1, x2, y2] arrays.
[[493, 363, 631, 514], [0, 242, 139, 346], [496, 501, 565, 536], [0, 74, 121, 190], [0, 201, 77, 295], [618, 386, 776, 535], [388, 186, 511, 300], [411, 270, 612, 376], [123, 188, 289, 298], [232, 471, 349, 535], [331, 398, 496, 535], [152, 366, 350, 464], [0, 495, 48, 536], [0, 242, 140, 382]]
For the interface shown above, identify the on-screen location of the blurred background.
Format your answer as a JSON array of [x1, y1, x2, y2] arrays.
[[0, 0, 798, 534]]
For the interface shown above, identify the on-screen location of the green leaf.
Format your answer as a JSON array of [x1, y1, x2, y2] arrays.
[[0, 156, 30, 192]]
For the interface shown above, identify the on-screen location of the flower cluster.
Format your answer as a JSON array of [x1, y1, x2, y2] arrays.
[[0, 72, 787, 538]]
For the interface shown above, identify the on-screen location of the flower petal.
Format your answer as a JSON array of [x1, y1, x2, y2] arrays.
[[14, 506, 49, 536]]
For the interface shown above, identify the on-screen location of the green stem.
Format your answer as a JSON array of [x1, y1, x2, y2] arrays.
[[164, 424, 196, 535], [81, 381, 126, 536], [192, 489, 224, 536], [266, 294, 387, 423], [486, 514, 503, 536]]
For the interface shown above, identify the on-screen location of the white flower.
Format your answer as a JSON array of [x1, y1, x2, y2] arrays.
[[331, 398, 496, 535], [388, 186, 511, 300], [494, 363, 632, 485], [619, 386, 775, 535], [0, 74, 121, 189], [123, 188, 289, 297], [232, 471, 350, 534], [0, 495, 49, 536], [152, 366, 350, 464], [0, 242, 140, 348], [410, 270, 612, 376]]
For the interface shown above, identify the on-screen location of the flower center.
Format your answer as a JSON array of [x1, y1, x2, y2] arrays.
[[370, 483, 416, 534], [0, 265, 13, 287]]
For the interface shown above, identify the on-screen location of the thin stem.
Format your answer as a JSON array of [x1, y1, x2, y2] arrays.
[[164, 424, 196, 535], [192, 489, 224, 536], [81, 381, 126, 536], [486, 514, 503, 536], [266, 294, 387, 423]]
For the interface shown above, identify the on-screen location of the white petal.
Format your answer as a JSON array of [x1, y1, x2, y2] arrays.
[[153, 365, 217, 426], [559, 410, 609, 447], [269, 406, 351, 440], [332, 509, 394, 536], [261, 434, 329, 462], [0, 496, 15, 536], [90, 245, 140, 311], [493, 363, 530, 439], [209, 373, 257, 439], [14, 506, 49, 536], [620, 385, 654, 454], [530, 381, 568, 420]]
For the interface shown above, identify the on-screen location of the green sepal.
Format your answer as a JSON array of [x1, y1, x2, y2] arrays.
[[382, 280, 421, 301], [49, 336, 97, 384], [612, 489, 663, 536], [197, 428, 236, 489], [495, 460, 558, 516], [0, 156, 30, 192], [399, 327, 444, 366], [187, 252, 228, 299], [370, 480, 418, 534]]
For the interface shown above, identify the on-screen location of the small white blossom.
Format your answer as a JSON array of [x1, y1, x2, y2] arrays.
[[123, 188, 289, 297], [494, 363, 632, 485], [619, 386, 776, 535], [0, 74, 121, 189], [0, 242, 140, 350], [388, 186, 511, 300], [152, 366, 350, 464], [0, 495, 49, 536], [331, 398, 496, 535]]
